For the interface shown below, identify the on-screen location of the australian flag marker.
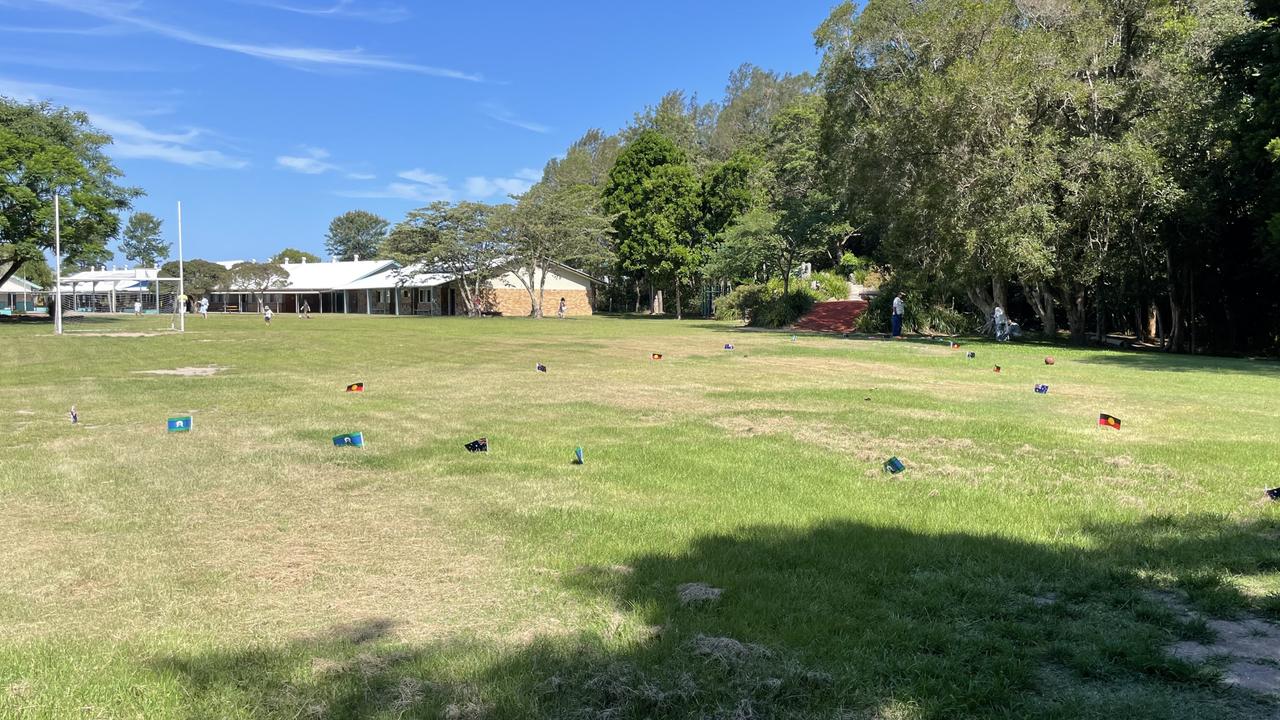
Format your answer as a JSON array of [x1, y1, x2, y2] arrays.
[[69, 406, 78, 424], [724, 344, 734, 350], [465, 438, 488, 453], [1035, 384, 1049, 394], [1267, 487, 1280, 501], [535, 363, 547, 373]]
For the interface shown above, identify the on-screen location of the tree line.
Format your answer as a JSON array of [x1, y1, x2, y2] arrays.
[[6, 0, 1280, 350]]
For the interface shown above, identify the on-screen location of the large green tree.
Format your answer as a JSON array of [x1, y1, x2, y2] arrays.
[[382, 202, 506, 317], [119, 212, 169, 267], [603, 131, 696, 314], [0, 99, 139, 287], [272, 247, 321, 264], [509, 179, 612, 317], [161, 259, 228, 299], [324, 210, 388, 261], [227, 261, 288, 310]]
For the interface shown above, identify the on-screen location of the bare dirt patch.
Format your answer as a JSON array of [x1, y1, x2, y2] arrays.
[[691, 635, 771, 664], [134, 366, 226, 377], [1159, 592, 1280, 695]]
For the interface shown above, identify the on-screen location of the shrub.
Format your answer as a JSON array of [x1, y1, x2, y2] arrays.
[[715, 282, 815, 327], [807, 270, 849, 301], [855, 290, 978, 335]]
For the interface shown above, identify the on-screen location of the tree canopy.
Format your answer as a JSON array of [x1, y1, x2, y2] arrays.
[[119, 212, 169, 268], [272, 248, 321, 264], [0, 98, 139, 287], [325, 210, 388, 261]]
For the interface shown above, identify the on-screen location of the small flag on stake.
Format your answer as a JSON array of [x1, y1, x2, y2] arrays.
[[883, 456, 906, 474], [651, 353, 663, 361], [1035, 384, 1049, 394], [69, 406, 78, 424], [966, 351, 976, 359], [1265, 487, 1279, 501], [535, 363, 547, 373], [724, 343, 734, 350], [1045, 356, 1056, 365], [951, 342, 961, 350], [1099, 413, 1121, 430], [167, 416, 192, 433], [993, 365, 1001, 373], [465, 437, 488, 453], [346, 382, 364, 393], [332, 432, 364, 448], [574, 447, 584, 465]]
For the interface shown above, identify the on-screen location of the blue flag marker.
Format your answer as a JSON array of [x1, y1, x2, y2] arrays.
[[724, 343, 735, 350], [333, 432, 364, 448], [883, 456, 905, 474], [167, 416, 193, 432], [574, 446, 584, 465], [1035, 384, 1049, 394]]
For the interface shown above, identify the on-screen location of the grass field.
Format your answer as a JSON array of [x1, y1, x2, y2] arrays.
[[1, 313, 1278, 719]]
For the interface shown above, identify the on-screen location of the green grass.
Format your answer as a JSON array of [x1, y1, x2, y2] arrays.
[[0, 313, 1277, 719]]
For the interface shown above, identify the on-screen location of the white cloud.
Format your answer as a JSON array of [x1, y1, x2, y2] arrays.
[[338, 166, 541, 203], [481, 102, 550, 134], [33, 0, 481, 81], [0, 75, 244, 168], [96, 113, 246, 168], [276, 146, 336, 174], [397, 168, 447, 185], [246, 0, 410, 23], [463, 175, 533, 199], [336, 168, 453, 202], [346, 171, 376, 180], [111, 141, 248, 169]]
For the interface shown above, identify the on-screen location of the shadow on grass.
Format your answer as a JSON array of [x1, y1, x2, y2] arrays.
[[150, 516, 1280, 719], [1075, 350, 1280, 376]]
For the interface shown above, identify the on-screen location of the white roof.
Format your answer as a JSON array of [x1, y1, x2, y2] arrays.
[[337, 264, 453, 290], [222, 259, 397, 292], [1, 275, 40, 293]]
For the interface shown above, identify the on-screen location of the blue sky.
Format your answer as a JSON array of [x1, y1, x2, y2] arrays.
[[1, 0, 834, 263]]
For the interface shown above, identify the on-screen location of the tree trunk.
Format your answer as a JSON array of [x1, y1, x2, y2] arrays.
[[1063, 287, 1088, 345], [653, 289, 664, 315], [0, 260, 22, 289], [1040, 284, 1057, 338], [675, 282, 682, 320]]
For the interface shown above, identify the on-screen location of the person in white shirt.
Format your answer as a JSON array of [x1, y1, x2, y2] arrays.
[[133, 300, 142, 316], [891, 292, 905, 337], [993, 305, 1008, 340], [199, 296, 209, 319], [263, 306, 273, 325]]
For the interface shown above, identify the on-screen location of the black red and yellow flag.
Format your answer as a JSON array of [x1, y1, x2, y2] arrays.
[[651, 353, 663, 360], [346, 382, 365, 393], [1098, 413, 1121, 429]]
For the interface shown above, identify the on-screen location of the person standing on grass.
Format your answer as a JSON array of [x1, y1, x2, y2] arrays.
[[263, 306, 273, 325], [891, 292, 905, 338], [557, 297, 567, 319], [199, 296, 209, 319], [133, 300, 142, 316], [300, 300, 311, 320]]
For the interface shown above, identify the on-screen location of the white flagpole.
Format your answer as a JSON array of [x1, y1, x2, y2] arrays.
[[53, 194, 63, 335], [177, 201, 185, 333]]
